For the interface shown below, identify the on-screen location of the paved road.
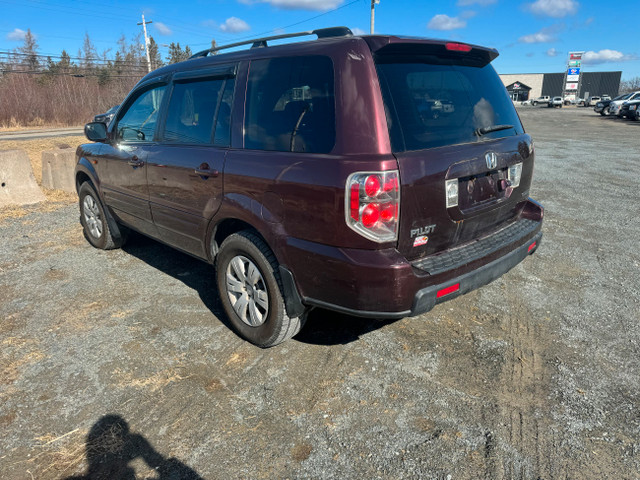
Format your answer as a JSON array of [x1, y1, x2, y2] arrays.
[[0, 127, 83, 141]]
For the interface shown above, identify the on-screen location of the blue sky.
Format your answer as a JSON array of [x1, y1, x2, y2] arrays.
[[1, 0, 639, 79]]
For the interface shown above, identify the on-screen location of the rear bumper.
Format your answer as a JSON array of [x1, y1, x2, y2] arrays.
[[282, 198, 543, 319]]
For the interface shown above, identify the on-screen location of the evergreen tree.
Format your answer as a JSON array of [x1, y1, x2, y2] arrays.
[[148, 36, 164, 70], [81, 32, 97, 69], [17, 28, 39, 71], [166, 42, 192, 64]]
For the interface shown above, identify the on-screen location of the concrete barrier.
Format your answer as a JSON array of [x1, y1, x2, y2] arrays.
[[41, 148, 77, 193], [0, 149, 46, 207]]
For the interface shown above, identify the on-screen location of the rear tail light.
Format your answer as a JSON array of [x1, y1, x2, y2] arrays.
[[508, 163, 523, 188], [346, 171, 400, 242]]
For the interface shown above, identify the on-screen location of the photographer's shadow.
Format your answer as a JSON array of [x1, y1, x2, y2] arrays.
[[66, 414, 203, 480]]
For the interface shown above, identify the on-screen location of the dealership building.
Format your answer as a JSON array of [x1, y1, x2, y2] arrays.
[[499, 72, 622, 101]]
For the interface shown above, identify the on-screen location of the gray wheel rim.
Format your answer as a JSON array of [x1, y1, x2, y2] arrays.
[[82, 195, 103, 239], [225, 255, 269, 327]]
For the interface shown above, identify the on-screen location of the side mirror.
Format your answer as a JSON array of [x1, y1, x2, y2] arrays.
[[85, 122, 108, 142]]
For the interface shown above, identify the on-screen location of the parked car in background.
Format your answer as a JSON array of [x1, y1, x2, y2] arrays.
[[585, 96, 601, 107], [619, 99, 640, 120], [76, 27, 543, 347], [520, 99, 532, 106], [610, 91, 640, 117], [563, 96, 577, 105], [94, 105, 120, 125], [532, 96, 550, 106], [594, 93, 628, 115], [601, 95, 611, 101], [550, 97, 563, 108]]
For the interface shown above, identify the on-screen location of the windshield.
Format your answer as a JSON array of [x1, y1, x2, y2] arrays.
[[376, 59, 524, 152]]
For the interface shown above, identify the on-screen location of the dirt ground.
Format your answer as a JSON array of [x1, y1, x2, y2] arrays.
[[0, 107, 639, 479]]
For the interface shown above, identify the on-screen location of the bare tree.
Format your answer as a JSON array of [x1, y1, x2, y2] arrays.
[[620, 77, 640, 94]]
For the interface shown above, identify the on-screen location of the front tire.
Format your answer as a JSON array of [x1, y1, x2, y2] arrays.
[[78, 182, 123, 250], [216, 231, 305, 347]]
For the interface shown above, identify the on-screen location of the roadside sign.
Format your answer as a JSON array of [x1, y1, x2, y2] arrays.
[[567, 74, 579, 82], [569, 52, 583, 60], [566, 83, 578, 90], [568, 60, 581, 67], [567, 68, 580, 75]]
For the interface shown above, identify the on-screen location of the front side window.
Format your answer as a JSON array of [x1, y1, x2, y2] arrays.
[[377, 60, 524, 152], [163, 77, 234, 145], [116, 85, 166, 142], [244, 55, 335, 153]]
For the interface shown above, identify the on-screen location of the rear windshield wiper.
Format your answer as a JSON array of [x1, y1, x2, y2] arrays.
[[474, 124, 514, 136]]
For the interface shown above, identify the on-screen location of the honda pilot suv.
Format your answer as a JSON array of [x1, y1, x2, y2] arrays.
[[77, 27, 543, 347]]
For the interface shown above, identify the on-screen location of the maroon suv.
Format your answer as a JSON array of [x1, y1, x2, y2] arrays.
[[77, 27, 543, 347]]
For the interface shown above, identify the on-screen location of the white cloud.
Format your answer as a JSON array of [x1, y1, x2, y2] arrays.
[[546, 47, 559, 57], [7, 28, 27, 41], [427, 14, 467, 31], [457, 0, 496, 5], [220, 17, 250, 33], [351, 27, 366, 36], [519, 24, 563, 43], [526, 0, 578, 18], [239, 0, 342, 11], [154, 22, 172, 36], [582, 49, 638, 65]]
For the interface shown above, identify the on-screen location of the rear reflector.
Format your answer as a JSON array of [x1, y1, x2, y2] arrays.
[[445, 42, 472, 52], [437, 283, 460, 298], [528, 241, 537, 253]]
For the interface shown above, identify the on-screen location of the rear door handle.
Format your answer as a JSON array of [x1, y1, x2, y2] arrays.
[[195, 168, 219, 178], [128, 155, 144, 167]]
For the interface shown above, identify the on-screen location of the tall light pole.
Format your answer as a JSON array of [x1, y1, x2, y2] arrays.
[[137, 13, 153, 73], [370, 0, 380, 34]]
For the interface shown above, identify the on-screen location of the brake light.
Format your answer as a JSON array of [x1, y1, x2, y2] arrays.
[[445, 42, 472, 52], [346, 170, 400, 242]]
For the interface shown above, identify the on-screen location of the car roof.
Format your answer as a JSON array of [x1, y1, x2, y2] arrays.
[[135, 27, 500, 86]]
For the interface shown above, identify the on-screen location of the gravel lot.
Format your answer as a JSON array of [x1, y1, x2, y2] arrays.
[[1, 107, 639, 479]]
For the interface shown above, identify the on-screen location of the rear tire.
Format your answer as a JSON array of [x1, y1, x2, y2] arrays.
[[216, 231, 306, 347], [78, 182, 124, 250]]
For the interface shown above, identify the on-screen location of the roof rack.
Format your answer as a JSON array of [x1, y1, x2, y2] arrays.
[[189, 26, 353, 59]]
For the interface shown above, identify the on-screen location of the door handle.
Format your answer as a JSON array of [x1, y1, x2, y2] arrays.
[[194, 168, 219, 178], [128, 155, 144, 167]]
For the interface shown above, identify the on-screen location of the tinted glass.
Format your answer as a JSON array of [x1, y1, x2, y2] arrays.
[[213, 78, 234, 146], [164, 79, 227, 144], [376, 61, 524, 152], [117, 85, 166, 142], [245, 56, 335, 153]]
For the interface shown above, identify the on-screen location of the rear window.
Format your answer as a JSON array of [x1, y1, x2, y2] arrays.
[[376, 59, 524, 152]]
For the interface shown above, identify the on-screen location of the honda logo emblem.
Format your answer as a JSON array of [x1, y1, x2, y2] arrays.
[[485, 152, 498, 170]]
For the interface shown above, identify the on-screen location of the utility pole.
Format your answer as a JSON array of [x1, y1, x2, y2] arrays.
[[137, 13, 153, 73], [370, 0, 380, 34]]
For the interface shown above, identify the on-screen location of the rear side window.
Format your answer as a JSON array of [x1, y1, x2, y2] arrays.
[[244, 56, 335, 153], [376, 60, 524, 152], [163, 77, 234, 145]]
